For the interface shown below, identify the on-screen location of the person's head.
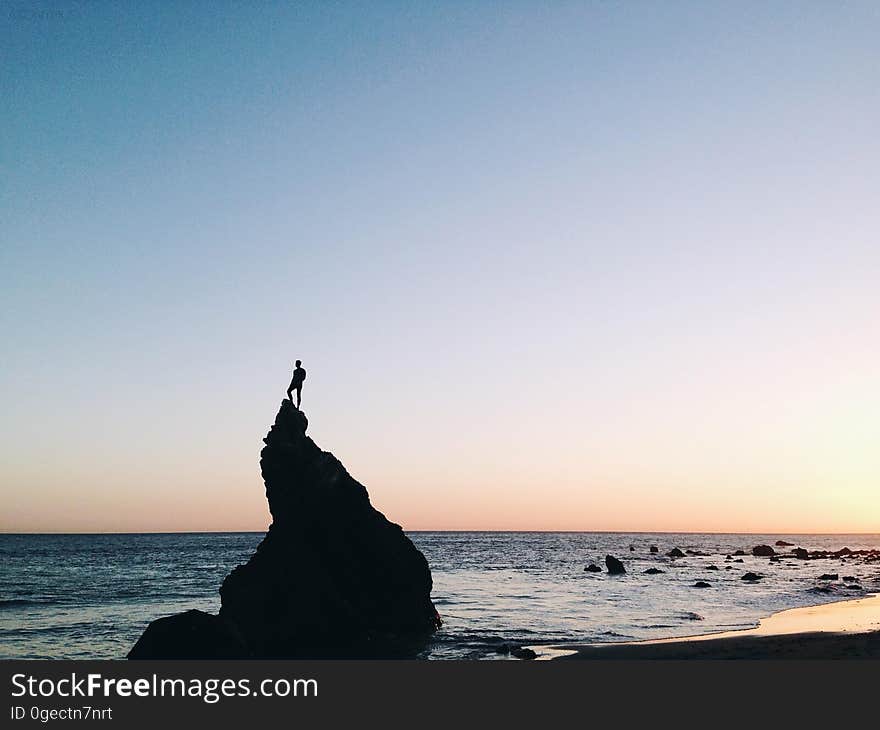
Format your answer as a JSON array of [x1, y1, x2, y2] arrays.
[[295, 360, 301, 367]]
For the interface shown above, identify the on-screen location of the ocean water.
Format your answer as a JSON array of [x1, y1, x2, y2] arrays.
[[1, 532, 878, 660]]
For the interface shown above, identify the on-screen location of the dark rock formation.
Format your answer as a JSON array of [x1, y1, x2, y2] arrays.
[[752, 545, 775, 557], [808, 585, 836, 595], [706, 565, 719, 571], [842, 576, 857, 582], [644, 567, 665, 575], [495, 643, 537, 660], [783, 546, 878, 562], [741, 572, 762, 581], [127, 610, 248, 659], [693, 581, 711, 588], [649, 545, 659, 554], [219, 402, 439, 657], [733, 549, 746, 556], [818, 573, 839, 581], [584, 563, 603, 573], [667, 548, 685, 558], [775, 540, 794, 547], [605, 555, 626, 575], [129, 401, 440, 659], [510, 646, 537, 660]]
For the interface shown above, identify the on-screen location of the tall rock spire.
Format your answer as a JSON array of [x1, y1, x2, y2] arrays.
[[219, 400, 440, 656]]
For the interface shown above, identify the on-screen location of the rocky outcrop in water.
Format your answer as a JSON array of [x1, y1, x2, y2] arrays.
[[495, 643, 537, 660], [129, 401, 440, 659], [127, 610, 247, 660]]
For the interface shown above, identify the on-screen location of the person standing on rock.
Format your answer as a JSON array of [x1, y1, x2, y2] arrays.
[[287, 360, 306, 409]]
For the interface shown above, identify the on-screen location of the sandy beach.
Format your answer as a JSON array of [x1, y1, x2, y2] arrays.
[[556, 593, 880, 659]]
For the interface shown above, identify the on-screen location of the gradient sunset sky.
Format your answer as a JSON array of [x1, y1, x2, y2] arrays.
[[2, 2, 878, 533]]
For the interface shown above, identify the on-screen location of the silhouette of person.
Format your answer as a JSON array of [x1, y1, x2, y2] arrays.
[[287, 360, 307, 409]]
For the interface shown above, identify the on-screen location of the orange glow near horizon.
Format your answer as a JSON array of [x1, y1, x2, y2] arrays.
[[3, 408, 878, 535], [3, 0, 879, 537], [2, 362, 879, 534]]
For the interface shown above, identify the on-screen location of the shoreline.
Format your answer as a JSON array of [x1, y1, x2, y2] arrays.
[[551, 592, 880, 659]]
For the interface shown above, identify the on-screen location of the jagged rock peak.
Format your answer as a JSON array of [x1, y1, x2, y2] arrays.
[[218, 400, 440, 657]]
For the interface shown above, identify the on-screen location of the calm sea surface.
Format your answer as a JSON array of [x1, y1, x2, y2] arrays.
[[1, 532, 878, 659]]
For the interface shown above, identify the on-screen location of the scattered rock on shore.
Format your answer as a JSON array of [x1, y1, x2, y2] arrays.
[[808, 585, 836, 594], [584, 563, 602, 573], [741, 572, 762, 581], [495, 643, 537, 660], [752, 545, 775, 557], [775, 540, 794, 547], [511, 646, 537, 660], [605, 555, 626, 575], [650, 545, 659, 554], [818, 573, 839, 581], [667, 548, 685, 558], [644, 567, 665, 574], [693, 581, 711, 588]]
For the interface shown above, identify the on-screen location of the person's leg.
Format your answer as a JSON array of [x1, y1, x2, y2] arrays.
[[295, 385, 302, 409], [286, 382, 294, 403]]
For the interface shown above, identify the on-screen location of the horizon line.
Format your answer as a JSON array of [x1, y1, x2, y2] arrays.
[[2, 529, 879, 537]]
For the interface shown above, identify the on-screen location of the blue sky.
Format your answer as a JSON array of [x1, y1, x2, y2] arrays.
[[2, 2, 878, 532]]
